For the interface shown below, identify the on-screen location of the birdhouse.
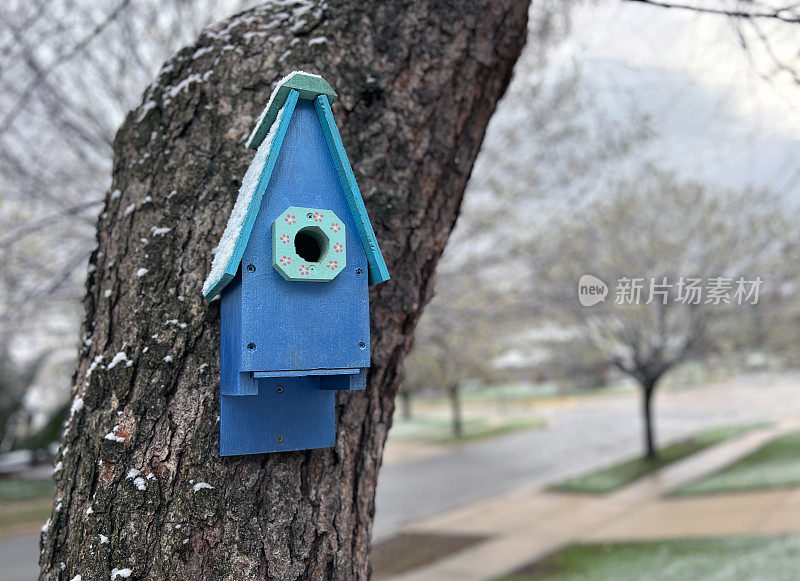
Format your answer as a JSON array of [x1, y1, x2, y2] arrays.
[[202, 72, 389, 456]]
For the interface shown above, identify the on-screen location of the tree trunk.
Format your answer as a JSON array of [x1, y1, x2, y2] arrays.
[[449, 384, 464, 439], [641, 378, 658, 459], [400, 389, 412, 421], [39, 2, 529, 579]]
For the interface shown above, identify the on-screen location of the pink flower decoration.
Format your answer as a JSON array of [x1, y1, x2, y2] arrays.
[[299, 265, 310, 275], [330, 222, 341, 233], [333, 243, 343, 253], [327, 260, 338, 270], [279, 255, 291, 265], [284, 214, 296, 225], [280, 234, 290, 244], [313, 212, 324, 222]]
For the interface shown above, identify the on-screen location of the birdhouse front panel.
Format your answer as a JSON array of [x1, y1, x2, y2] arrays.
[[203, 72, 389, 456], [239, 99, 369, 374]]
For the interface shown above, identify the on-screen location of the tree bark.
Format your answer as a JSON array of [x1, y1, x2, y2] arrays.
[[40, 1, 529, 579], [448, 384, 464, 439], [641, 378, 658, 459], [399, 389, 412, 421]]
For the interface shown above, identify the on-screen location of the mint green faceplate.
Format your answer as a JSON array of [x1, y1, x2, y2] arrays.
[[271, 206, 346, 282]]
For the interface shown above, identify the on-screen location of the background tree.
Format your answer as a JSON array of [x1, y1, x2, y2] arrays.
[[38, 1, 531, 579], [535, 168, 797, 459], [0, 0, 260, 440]]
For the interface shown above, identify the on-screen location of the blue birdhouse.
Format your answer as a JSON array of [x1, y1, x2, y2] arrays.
[[202, 72, 389, 456]]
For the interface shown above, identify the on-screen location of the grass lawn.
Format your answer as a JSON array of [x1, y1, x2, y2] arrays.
[[673, 430, 800, 496], [0, 477, 54, 537], [550, 423, 763, 494], [497, 535, 800, 581], [0, 477, 54, 503]]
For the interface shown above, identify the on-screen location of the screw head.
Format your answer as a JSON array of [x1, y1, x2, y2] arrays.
[[276, 385, 284, 393], [356, 268, 363, 276], [246, 264, 256, 272], [276, 434, 285, 443], [358, 341, 366, 349], [247, 342, 256, 350], [306, 212, 313, 219]]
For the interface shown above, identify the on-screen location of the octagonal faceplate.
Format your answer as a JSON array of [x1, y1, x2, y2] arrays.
[[271, 206, 346, 281]]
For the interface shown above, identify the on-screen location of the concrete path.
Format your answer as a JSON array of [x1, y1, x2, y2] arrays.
[[385, 420, 800, 581]]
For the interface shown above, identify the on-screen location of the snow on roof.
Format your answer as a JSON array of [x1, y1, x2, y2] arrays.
[[246, 71, 319, 148], [245, 71, 336, 150], [202, 106, 287, 298]]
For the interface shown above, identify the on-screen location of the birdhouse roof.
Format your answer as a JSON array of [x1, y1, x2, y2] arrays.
[[202, 72, 389, 301]]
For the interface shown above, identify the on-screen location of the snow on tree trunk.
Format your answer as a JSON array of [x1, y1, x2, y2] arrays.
[[39, 1, 529, 579]]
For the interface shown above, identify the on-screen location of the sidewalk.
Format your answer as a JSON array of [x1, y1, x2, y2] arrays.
[[384, 420, 800, 581]]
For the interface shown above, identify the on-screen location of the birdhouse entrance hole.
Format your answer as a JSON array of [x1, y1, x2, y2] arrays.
[[295, 226, 328, 262], [272, 206, 345, 281]]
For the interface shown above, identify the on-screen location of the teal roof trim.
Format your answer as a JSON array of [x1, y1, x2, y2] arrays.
[[247, 72, 338, 150], [313, 95, 390, 286]]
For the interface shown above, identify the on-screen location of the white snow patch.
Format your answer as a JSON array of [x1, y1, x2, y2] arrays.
[[104, 289, 112, 298], [133, 477, 146, 491], [151, 226, 171, 236], [42, 518, 50, 532], [54, 461, 62, 473], [192, 46, 215, 59], [193, 482, 213, 493], [198, 363, 209, 373], [111, 568, 132, 580], [126, 468, 140, 479], [70, 397, 84, 416], [123, 204, 135, 216], [308, 36, 327, 46], [163, 355, 173, 363], [136, 268, 149, 278], [86, 506, 94, 514], [70, 575, 82, 581], [104, 426, 125, 443], [110, 189, 122, 199], [107, 351, 129, 369], [99, 534, 109, 544], [86, 355, 103, 378], [203, 107, 286, 297]]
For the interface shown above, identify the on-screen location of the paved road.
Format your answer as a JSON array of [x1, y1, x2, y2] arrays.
[[373, 373, 800, 538], [4, 373, 800, 579], [0, 533, 39, 580]]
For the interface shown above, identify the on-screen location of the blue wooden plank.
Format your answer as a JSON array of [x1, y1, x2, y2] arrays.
[[240, 99, 370, 373], [253, 368, 359, 378], [319, 368, 366, 391], [219, 271, 257, 396], [204, 89, 300, 301], [313, 95, 390, 286], [220, 376, 335, 455]]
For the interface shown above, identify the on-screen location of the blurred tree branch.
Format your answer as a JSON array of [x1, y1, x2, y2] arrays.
[[625, 0, 800, 23]]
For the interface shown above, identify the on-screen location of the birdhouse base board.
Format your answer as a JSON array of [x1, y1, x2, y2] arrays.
[[220, 376, 335, 455]]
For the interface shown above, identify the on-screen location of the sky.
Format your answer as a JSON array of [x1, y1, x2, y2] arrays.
[[565, 1, 800, 199]]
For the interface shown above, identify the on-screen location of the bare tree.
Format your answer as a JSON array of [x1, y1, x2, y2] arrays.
[[535, 167, 796, 458], [625, 0, 800, 83], [38, 1, 530, 578], [0, 0, 257, 413]]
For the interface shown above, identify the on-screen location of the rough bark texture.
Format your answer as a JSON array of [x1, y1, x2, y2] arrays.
[[40, 1, 528, 578]]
